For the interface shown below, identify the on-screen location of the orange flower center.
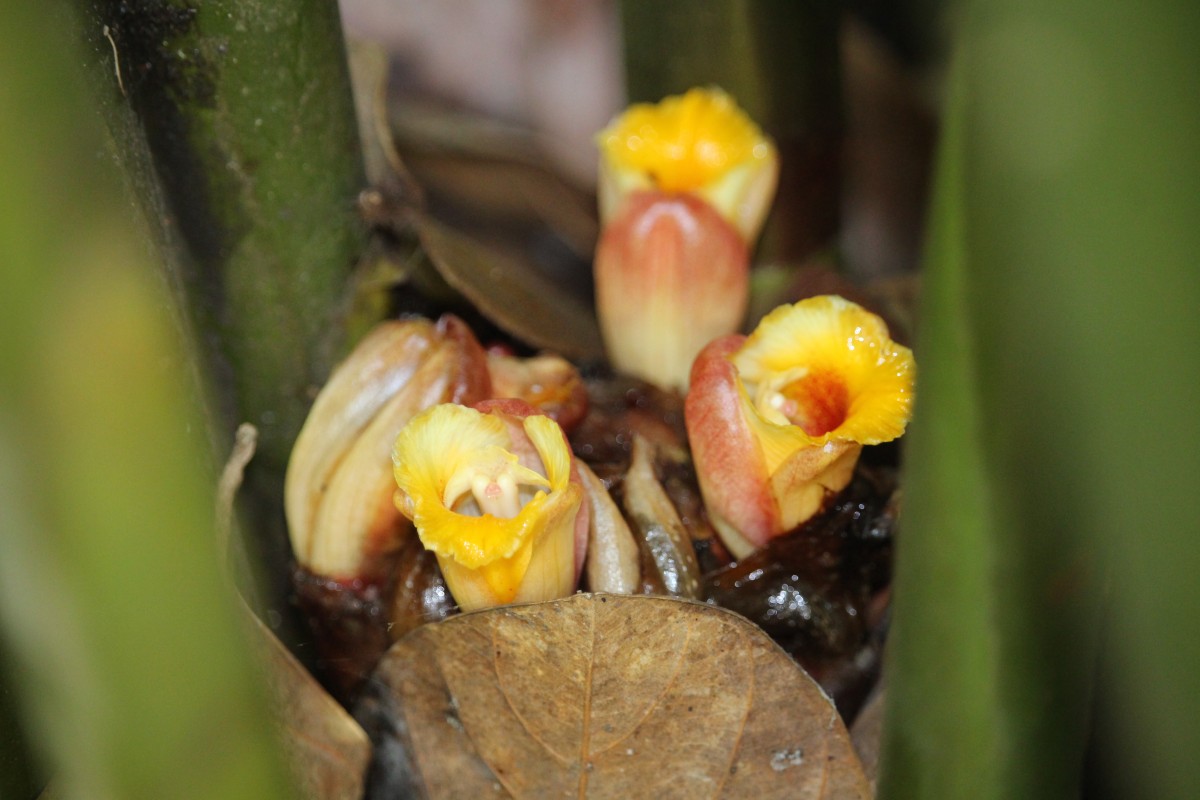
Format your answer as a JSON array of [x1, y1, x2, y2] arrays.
[[774, 370, 850, 437]]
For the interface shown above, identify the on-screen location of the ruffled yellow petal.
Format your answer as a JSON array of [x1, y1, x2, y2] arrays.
[[392, 403, 583, 609], [733, 295, 915, 448], [392, 403, 509, 515], [393, 404, 551, 568], [596, 87, 778, 242], [599, 87, 770, 193]]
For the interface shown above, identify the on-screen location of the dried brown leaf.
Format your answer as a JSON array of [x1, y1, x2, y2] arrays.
[[360, 593, 870, 799], [346, 38, 420, 194], [217, 421, 371, 796], [416, 214, 604, 360], [248, 611, 371, 800], [850, 681, 886, 792]]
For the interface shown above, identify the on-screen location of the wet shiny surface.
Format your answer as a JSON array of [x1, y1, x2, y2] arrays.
[[703, 467, 896, 665]]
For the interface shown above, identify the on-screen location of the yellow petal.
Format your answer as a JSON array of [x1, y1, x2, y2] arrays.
[[394, 404, 540, 568], [522, 414, 572, 490], [392, 402, 584, 609], [393, 404, 509, 513], [436, 537, 535, 609], [733, 295, 915, 447], [434, 482, 582, 611], [511, 483, 582, 604], [734, 373, 812, 474], [599, 87, 770, 194], [597, 87, 778, 242], [768, 441, 861, 535], [686, 295, 916, 553]]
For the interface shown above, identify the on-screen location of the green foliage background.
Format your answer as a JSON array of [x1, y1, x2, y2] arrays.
[[879, 1, 1200, 797], [1, 1, 1197, 798]]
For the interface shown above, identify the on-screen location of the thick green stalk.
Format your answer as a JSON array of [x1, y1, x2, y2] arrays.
[[879, 1, 1200, 797], [620, 0, 841, 264], [74, 0, 371, 476], [0, 3, 292, 797]]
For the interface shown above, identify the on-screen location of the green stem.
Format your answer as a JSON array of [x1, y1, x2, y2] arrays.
[[1, 644, 41, 800], [68, 0, 380, 617], [74, 0, 372, 476]]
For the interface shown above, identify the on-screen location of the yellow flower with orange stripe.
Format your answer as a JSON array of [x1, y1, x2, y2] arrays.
[[686, 296, 915, 558]]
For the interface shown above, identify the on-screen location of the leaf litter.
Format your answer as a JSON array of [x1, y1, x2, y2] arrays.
[[356, 593, 870, 799]]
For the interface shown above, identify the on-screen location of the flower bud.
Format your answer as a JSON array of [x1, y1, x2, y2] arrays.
[[594, 87, 778, 391], [595, 192, 748, 391], [485, 349, 588, 432], [285, 316, 490, 581], [597, 87, 778, 241]]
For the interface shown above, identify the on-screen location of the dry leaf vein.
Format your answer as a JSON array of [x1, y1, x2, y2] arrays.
[[585, 613, 693, 761], [488, 617, 572, 768], [576, 599, 597, 797], [710, 630, 755, 799]]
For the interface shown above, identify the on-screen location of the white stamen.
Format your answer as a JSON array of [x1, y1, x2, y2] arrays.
[[472, 472, 522, 519]]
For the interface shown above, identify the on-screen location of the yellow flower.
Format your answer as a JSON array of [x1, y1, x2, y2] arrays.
[[593, 87, 779, 392], [392, 400, 585, 611], [685, 295, 915, 558], [597, 87, 778, 241]]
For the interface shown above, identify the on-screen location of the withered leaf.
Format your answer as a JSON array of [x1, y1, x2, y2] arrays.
[[218, 425, 372, 797], [850, 682, 886, 792], [415, 214, 605, 360], [248, 611, 371, 800], [360, 593, 870, 799], [346, 39, 420, 194], [388, 101, 599, 259]]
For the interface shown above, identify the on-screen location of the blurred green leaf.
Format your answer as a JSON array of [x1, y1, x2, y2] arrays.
[[880, 1, 1200, 797], [0, 3, 292, 798]]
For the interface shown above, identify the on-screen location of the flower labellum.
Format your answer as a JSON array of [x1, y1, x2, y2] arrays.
[[685, 295, 915, 559], [392, 399, 588, 611], [594, 87, 779, 391]]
